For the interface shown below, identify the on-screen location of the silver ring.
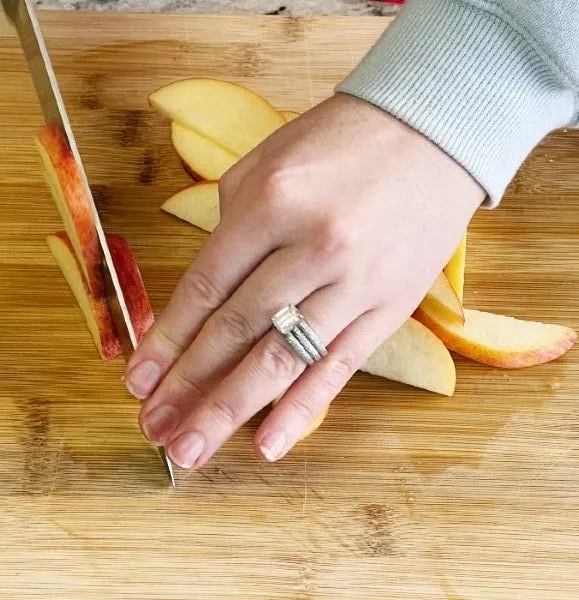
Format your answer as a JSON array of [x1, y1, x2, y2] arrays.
[[271, 304, 328, 366]]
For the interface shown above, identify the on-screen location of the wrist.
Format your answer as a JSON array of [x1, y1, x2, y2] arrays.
[[331, 92, 485, 216], [338, 0, 576, 206]]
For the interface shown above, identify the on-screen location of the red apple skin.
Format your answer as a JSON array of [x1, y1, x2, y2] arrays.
[[106, 234, 155, 344], [37, 124, 104, 296], [415, 305, 577, 369], [50, 231, 154, 359]]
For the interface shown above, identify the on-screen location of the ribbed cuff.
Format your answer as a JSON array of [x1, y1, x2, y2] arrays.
[[337, 0, 575, 206]]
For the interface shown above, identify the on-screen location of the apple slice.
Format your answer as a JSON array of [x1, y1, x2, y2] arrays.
[[162, 182, 220, 233], [106, 234, 155, 344], [445, 233, 467, 303], [47, 232, 121, 360], [361, 318, 456, 396], [48, 232, 155, 359], [415, 304, 576, 368], [150, 79, 286, 156], [280, 110, 300, 122], [172, 122, 239, 181], [36, 125, 103, 296], [419, 272, 464, 325]]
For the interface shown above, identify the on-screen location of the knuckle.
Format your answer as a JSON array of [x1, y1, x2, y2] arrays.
[[302, 351, 359, 401], [218, 171, 236, 199], [180, 269, 222, 309], [207, 397, 237, 429], [260, 166, 295, 213], [256, 338, 302, 381], [154, 323, 185, 355], [212, 307, 257, 345], [173, 368, 205, 397], [285, 395, 319, 424], [324, 350, 359, 383], [311, 219, 357, 262]]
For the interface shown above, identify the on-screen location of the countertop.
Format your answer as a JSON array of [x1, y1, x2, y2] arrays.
[[35, 0, 401, 16]]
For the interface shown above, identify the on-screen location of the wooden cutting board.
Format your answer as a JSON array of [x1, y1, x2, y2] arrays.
[[0, 10, 578, 599]]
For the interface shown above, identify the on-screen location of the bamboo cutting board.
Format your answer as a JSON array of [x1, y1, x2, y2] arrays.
[[0, 10, 578, 600]]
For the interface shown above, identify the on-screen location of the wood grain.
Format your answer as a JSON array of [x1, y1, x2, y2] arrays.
[[1, 11, 578, 600]]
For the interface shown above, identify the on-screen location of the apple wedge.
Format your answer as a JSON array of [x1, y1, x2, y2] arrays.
[[415, 304, 576, 368], [36, 125, 103, 296], [47, 232, 121, 360], [48, 232, 155, 359], [106, 234, 155, 344], [150, 79, 286, 156], [445, 233, 467, 303], [419, 272, 464, 325], [280, 110, 300, 122], [361, 318, 456, 396], [162, 182, 220, 233], [172, 122, 239, 181]]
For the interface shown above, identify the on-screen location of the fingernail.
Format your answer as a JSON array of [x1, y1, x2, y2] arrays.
[[259, 431, 287, 462], [126, 360, 161, 399], [141, 404, 179, 444], [168, 432, 206, 469]]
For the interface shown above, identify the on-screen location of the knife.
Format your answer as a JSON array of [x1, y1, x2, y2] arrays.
[[2, 0, 175, 487]]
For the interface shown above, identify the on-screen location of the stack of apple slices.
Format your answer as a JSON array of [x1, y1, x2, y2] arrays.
[[37, 125, 154, 360], [152, 78, 576, 398]]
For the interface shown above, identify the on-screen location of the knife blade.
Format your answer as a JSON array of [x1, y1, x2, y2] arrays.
[[3, 0, 175, 487], [104, 272, 176, 487]]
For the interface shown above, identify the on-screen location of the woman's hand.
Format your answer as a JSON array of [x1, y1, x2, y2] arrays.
[[125, 93, 484, 469]]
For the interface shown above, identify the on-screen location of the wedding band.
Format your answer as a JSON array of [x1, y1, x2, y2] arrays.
[[271, 304, 328, 366]]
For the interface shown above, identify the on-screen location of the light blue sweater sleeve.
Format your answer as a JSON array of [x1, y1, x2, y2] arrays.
[[337, 0, 579, 206]]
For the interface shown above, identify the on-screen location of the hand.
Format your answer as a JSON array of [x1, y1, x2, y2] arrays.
[[125, 93, 484, 469]]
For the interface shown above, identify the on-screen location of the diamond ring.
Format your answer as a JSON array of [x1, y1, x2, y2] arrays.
[[271, 304, 327, 366]]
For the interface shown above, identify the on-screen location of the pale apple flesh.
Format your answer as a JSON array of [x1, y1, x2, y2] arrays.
[[361, 318, 456, 396], [162, 182, 220, 233], [150, 78, 286, 156], [36, 125, 103, 296], [419, 271, 464, 325], [171, 107, 298, 181], [444, 232, 467, 303], [415, 304, 576, 368], [47, 232, 121, 360], [280, 110, 300, 122], [172, 122, 239, 181]]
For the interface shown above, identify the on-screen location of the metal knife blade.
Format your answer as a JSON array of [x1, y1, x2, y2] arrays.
[[104, 269, 176, 488], [3, 0, 175, 487]]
